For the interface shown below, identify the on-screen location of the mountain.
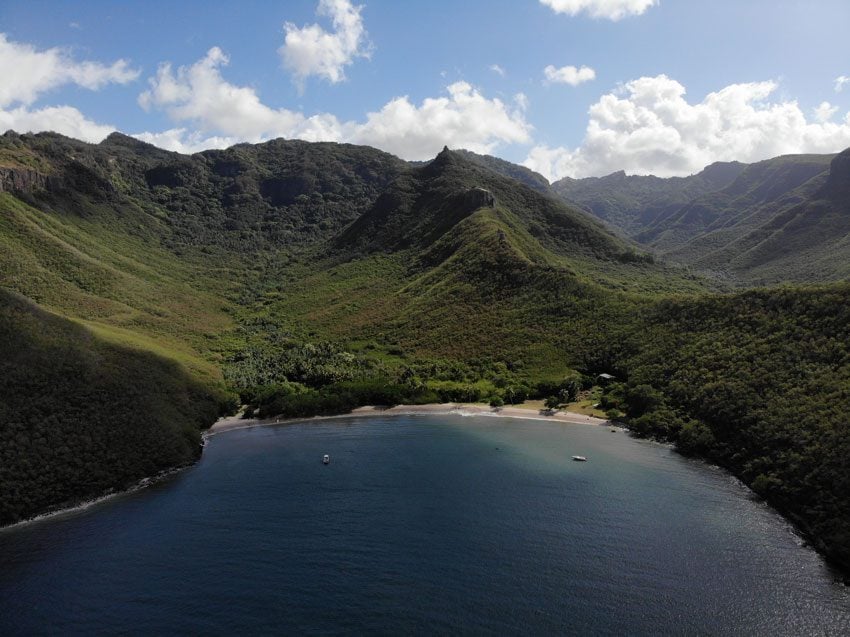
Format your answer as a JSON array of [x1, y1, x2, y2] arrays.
[[656, 151, 850, 284], [552, 161, 746, 236], [1, 131, 849, 574], [554, 150, 848, 285], [454, 149, 554, 196], [0, 131, 698, 520]]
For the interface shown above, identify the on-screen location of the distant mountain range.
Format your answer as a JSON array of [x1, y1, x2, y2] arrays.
[[552, 150, 850, 285]]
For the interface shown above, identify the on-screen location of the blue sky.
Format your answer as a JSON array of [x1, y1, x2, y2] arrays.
[[1, 0, 849, 179]]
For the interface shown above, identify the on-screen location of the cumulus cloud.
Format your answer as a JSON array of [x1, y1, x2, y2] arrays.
[[540, 0, 657, 20], [490, 64, 505, 77], [0, 105, 115, 142], [0, 33, 137, 142], [524, 75, 850, 180], [279, 0, 370, 91], [0, 33, 138, 108], [835, 75, 850, 93], [348, 81, 531, 159], [136, 49, 531, 159], [544, 64, 596, 86], [137, 47, 341, 143], [814, 101, 838, 123]]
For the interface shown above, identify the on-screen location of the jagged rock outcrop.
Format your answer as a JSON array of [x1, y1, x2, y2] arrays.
[[0, 167, 49, 194], [462, 187, 495, 209], [825, 148, 850, 199]]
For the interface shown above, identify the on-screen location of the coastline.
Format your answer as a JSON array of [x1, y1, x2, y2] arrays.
[[3, 405, 608, 532], [205, 403, 612, 437], [0, 463, 191, 532]]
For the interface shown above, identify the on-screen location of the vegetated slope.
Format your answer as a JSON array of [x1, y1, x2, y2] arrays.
[[599, 285, 850, 572], [552, 161, 745, 236], [247, 147, 707, 375], [453, 149, 554, 196], [554, 148, 847, 285], [0, 289, 228, 524], [661, 150, 850, 284]]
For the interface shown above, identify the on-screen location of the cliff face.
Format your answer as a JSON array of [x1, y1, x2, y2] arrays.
[[0, 167, 50, 194], [824, 148, 850, 200]]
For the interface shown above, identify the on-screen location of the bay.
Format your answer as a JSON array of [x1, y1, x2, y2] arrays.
[[1, 415, 847, 635]]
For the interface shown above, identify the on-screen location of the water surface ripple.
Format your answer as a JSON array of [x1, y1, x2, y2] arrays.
[[1, 415, 847, 634]]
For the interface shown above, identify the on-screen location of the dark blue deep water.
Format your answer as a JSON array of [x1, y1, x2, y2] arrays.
[[1, 415, 848, 635]]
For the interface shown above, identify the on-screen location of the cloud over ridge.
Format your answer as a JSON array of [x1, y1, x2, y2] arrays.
[[135, 48, 531, 158], [525, 74, 850, 180]]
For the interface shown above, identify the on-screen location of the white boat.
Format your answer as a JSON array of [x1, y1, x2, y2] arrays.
[[572, 455, 587, 462], [323, 454, 330, 465]]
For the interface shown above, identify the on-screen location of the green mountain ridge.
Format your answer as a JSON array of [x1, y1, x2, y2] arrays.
[[552, 161, 747, 237], [553, 149, 848, 285], [1, 130, 849, 575]]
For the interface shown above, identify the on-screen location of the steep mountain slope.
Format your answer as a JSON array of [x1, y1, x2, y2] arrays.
[[662, 150, 850, 284], [553, 148, 846, 285], [454, 149, 554, 196], [642, 153, 834, 248], [0, 289, 227, 524], [552, 161, 746, 236]]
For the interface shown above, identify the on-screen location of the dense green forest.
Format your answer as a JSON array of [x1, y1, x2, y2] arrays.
[[595, 286, 850, 571], [1, 130, 849, 575], [0, 289, 230, 524]]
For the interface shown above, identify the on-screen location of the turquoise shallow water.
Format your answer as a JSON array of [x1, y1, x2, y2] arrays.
[[1, 414, 848, 634]]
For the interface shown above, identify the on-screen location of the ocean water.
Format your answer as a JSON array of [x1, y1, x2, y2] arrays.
[[0, 414, 848, 635]]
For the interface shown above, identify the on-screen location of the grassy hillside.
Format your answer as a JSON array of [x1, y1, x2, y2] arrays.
[[0, 289, 229, 524]]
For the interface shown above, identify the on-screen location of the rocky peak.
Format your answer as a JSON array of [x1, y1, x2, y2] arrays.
[[825, 147, 850, 199]]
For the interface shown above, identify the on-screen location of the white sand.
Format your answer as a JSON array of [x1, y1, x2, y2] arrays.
[[206, 403, 611, 437]]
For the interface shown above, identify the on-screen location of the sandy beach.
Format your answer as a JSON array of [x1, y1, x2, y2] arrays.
[[206, 403, 612, 437]]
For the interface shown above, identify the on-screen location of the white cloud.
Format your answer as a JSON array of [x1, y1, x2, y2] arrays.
[[544, 64, 596, 86], [540, 0, 657, 20], [348, 81, 532, 159], [137, 47, 340, 143], [524, 75, 850, 180], [0, 33, 137, 143], [814, 101, 838, 123], [514, 92, 529, 112], [490, 64, 505, 77], [279, 0, 370, 91], [0, 105, 115, 142], [0, 33, 138, 108], [135, 49, 532, 160], [835, 75, 850, 93]]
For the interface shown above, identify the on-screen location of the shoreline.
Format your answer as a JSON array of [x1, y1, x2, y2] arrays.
[[205, 403, 612, 437], [0, 463, 190, 532], [4, 405, 608, 532]]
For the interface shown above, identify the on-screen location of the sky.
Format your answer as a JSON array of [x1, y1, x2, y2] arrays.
[[2, 0, 850, 180]]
